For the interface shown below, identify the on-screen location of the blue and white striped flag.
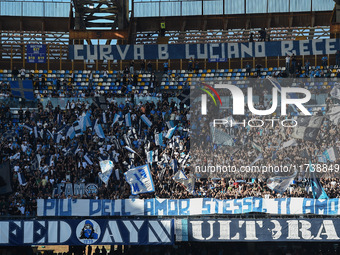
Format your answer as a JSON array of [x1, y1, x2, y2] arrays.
[[141, 114, 152, 127], [165, 126, 177, 139], [155, 132, 163, 146], [23, 124, 33, 131], [84, 153, 93, 165], [66, 126, 75, 139], [166, 120, 175, 129], [147, 151, 153, 163], [170, 158, 178, 173], [33, 126, 39, 139], [57, 114, 62, 125], [113, 169, 120, 181], [18, 172, 27, 186], [124, 165, 155, 195], [72, 120, 83, 136], [124, 146, 137, 155], [123, 134, 131, 147], [94, 119, 105, 138], [125, 113, 132, 127]]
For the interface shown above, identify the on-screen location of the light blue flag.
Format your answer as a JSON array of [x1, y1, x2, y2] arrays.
[[165, 126, 177, 139], [323, 147, 339, 162], [141, 114, 152, 127], [79, 115, 88, 132], [94, 119, 105, 138], [85, 112, 92, 127], [125, 113, 132, 127], [111, 113, 120, 127], [309, 161, 329, 199], [124, 164, 155, 195]]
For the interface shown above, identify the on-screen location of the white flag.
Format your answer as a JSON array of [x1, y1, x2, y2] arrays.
[[330, 84, 340, 100], [281, 139, 298, 149], [99, 160, 114, 173], [124, 165, 155, 195]]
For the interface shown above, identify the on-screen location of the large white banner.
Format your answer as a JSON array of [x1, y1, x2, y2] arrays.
[[38, 197, 339, 217]]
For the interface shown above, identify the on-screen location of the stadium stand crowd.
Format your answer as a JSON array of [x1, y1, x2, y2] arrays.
[[0, 59, 339, 216]]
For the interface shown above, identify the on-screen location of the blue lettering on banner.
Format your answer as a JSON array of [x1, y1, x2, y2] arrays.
[[59, 199, 72, 216], [145, 199, 154, 216], [101, 200, 111, 216], [44, 199, 56, 216], [68, 39, 340, 60], [0, 219, 174, 246], [168, 200, 178, 216], [202, 198, 211, 214], [303, 199, 315, 214], [252, 197, 263, 213], [90, 200, 101, 216], [328, 199, 339, 215], [233, 199, 242, 214], [275, 198, 284, 214], [155, 199, 167, 216], [179, 199, 190, 215], [214, 199, 220, 214], [315, 199, 328, 215], [242, 197, 252, 213], [132, 183, 140, 193], [121, 199, 130, 216], [223, 200, 232, 214], [38, 198, 340, 217], [286, 198, 291, 214]]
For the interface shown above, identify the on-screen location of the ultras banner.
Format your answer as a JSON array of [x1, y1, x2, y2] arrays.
[[68, 39, 340, 60], [38, 198, 339, 217], [0, 219, 174, 246], [175, 219, 340, 242]]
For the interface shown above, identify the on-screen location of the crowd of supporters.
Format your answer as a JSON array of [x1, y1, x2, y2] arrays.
[[0, 68, 339, 216]]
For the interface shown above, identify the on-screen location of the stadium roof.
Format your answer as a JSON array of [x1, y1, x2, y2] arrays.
[[133, 0, 335, 17], [0, 0, 71, 17]]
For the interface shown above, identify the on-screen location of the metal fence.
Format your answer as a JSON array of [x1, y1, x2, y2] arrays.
[[133, 0, 335, 17]]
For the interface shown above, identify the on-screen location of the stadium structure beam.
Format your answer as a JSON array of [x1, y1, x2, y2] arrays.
[[331, 1, 340, 37], [71, 0, 129, 44]]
